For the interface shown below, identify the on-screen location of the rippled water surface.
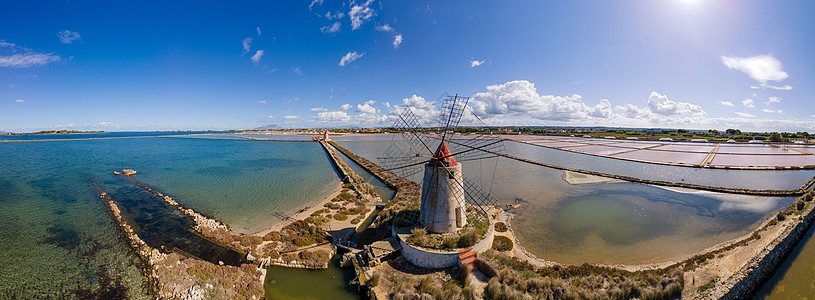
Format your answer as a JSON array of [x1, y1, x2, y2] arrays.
[[0, 135, 340, 297]]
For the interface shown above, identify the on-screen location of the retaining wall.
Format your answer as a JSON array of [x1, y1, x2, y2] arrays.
[[398, 222, 495, 269], [702, 201, 815, 298]]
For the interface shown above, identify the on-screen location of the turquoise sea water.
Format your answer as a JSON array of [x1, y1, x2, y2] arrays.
[[0, 136, 340, 298]]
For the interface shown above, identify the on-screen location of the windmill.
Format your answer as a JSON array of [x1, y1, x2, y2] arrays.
[[380, 94, 507, 233]]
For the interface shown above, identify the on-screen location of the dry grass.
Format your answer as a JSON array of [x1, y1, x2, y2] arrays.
[[480, 250, 683, 300]]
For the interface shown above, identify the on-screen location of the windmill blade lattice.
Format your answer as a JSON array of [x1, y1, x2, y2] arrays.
[[380, 92, 506, 229]]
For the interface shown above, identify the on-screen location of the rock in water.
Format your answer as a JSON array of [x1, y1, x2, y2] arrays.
[[122, 169, 137, 176]]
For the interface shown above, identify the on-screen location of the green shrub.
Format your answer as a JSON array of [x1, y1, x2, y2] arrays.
[[458, 230, 479, 248], [334, 213, 348, 221], [494, 222, 508, 232], [351, 218, 361, 224], [804, 193, 813, 202], [442, 236, 459, 250], [797, 200, 806, 211], [411, 227, 427, 237], [777, 212, 787, 221], [369, 272, 381, 287], [492, 236, 513, 252], [697, 278, 716, 293], [263, 231, 281, 241]]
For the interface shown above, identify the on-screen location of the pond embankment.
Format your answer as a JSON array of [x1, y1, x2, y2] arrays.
[[331, 140, 815, 299], [452, 139, 813, 196], [91, 182, 264, 299]]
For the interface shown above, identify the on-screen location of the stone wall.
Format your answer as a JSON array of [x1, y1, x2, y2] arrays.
[[702, 202, 815, 299], [398, 222, 495, 269]]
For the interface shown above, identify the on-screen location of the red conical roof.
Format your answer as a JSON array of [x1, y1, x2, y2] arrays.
[[431, 141, 458, 167]]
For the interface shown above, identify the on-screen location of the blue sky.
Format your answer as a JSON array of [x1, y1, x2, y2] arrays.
[[2, 0, 814, 132]]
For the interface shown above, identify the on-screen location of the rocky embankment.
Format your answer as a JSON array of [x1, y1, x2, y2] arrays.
[[92, 184, 264, 299], [327, 141, 420, 211]]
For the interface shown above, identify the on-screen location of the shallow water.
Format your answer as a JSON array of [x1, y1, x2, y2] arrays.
[[338, 140, 793, 265], [753, 217, 815, 299], [0, 135, 340, 297], [265, 257, 360, 300]]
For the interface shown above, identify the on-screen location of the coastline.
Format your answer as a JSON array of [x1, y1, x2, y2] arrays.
[[252, 180, 343, 237]]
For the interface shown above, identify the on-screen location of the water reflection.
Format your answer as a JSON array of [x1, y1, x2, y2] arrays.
[[338, 141, 793, 265]]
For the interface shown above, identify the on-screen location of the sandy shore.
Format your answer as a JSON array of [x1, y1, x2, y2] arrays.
[[561, 170, 624, 185], [251, 180, 344, 237]]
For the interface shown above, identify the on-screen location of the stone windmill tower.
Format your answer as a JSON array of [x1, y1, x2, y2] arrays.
[[420, 141, 466, 233], [381, 94, 506, 233]]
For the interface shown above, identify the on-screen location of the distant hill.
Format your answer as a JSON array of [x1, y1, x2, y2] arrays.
[[0, 131, 9, 134], [252, 124, 283, 130]]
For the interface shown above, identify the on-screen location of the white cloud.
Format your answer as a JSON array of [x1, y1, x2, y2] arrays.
[[393, 35, 403, 48], [753, 83, 793, 90], [15, 99, 25, 103], [285, 97, 299, 104], [339, 104, 353, 111], [339, 51, 364, 66], [0, 53, 61, 68], [58, 30, 81, 44], [742, 98, 755, 108], [325, 11, 345, 20], [356, 103, 378, 114], [734, 112, 755, 118], [762, 109, 783, 114], [257, 100, 267, 104], [383, 101, 390, 108], [0, 40, 16, 48], [315, 111, 351, 123], [395, 95, 439, 124], [722, 55, 789, 83], [309, 0, 323, 11], [265, 115, 276, 119], [8, 84, 14, 88], [321, 22, 341, 34], [283, 115, 300, 120], [767, 96, 781, 104], [646, 91, 705, 116], [469, 80, 615, 122], [256, 26, 261, 36], [349, 0, 375, 30], [719, 101, 734, 107], [310, 107, 329, 112], [242, 38, 252, 53], [292, 67, 303, 75], [376, 24, 394, 32], [364, 100, 376, 105], [250, 50, 264, 64], [618, 104, 651, 119], [470, 59, 485, 67]]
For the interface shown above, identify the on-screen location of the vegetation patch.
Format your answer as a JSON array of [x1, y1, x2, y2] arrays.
[[494, 221, 508, 232], [698, 278, 716, 293], [480, 250, 683, 300], [492, 236, 513, 252], [297, 249, 331, 268]]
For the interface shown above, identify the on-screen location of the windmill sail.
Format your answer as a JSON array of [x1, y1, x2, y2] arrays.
[[380, 92, 506, 230]]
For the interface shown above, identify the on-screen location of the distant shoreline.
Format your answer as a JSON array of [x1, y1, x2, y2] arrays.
[[4, 130, 106, 136]]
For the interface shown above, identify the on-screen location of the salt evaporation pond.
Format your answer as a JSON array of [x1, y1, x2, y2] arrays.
[[337, 139, 800, 265], [332, 134, 815, 190], [0, 135, 339, 297]]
